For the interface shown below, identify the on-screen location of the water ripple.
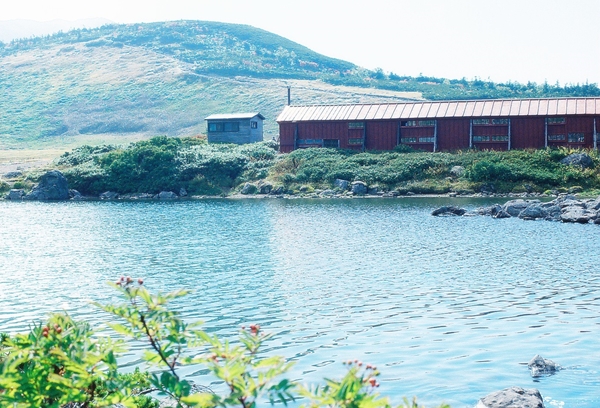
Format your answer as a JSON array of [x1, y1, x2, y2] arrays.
[[1, 198, 599, 407]]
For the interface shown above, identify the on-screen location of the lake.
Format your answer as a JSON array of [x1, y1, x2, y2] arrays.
[[1, 197, 599, 407]]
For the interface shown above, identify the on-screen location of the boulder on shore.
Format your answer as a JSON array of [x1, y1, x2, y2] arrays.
[[24, 170, 69, 201], [334, 179, 350, 190], [560, 153, 594, 169], [476, 387, 544, 408], [351, 181, 368, 195], [5, 189, 25, 200], [156, 191, 178, 199], [100, 191, 119, 200]]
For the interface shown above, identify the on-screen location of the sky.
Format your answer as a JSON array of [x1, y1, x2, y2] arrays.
[[2, 0, 600, 85]]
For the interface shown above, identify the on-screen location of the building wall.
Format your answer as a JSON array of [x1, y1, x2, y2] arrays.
[[278, 115, 599, 152], [208, 117, 263, 144]]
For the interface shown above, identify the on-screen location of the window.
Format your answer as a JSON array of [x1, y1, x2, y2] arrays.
[[418, 120, 436, 127], [491, 135, 509, 142], [251, 121, 258, 129], [323, 139, 339, 148], [401, 120, 417, 127], [208, 122, 239, 132], [473, 136, 490, 142], [348, 138, 363, 145], [473, 118, 509, 125], [223, 122, 239, 132], [568, 132, 584, 143], [401, 137, 417, 143], [548, 134, 565, 141], [547, 117, 565, 125], [348, 122, 365, 129], [419, 137, 435, 143]]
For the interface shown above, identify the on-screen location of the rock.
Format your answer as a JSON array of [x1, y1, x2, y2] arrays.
[[367, 186, 379, 195], [5, 189, 25, 200], [480, 183, 496, 194], [560, 153, 594, 169], [431, 206, 466, 216], [586, 197, 600, 211], [541, 204, 561, 221], [100, 191, 119, 200], [450, 165, 465, 177], [560, 207, 591, 224], [557, 198, 585, 209], [179, 187, 188, 197], [24, 170, 69, 201], [69, 189, 83, 200], [502, 199, 534, 217], [320, 189, 336, 196], [157, 191, 178, 199], [493, 210, 512, 219], [334, 179, 350, 190], [476, 387, 544, 408], [240, 182, 258, 195], [518, 203, 547, 220], [257, 180, 273, 194], [269, 185, 284, 195], [528, 355, 560, 377], [351, 181, 368, 195], [477, 204, 503, 216], [3, 171, 22, 178]]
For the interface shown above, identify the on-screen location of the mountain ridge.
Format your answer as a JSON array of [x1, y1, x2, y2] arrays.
[[1, 20, 599, 149]]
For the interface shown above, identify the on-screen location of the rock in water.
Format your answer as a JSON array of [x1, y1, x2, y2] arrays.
[[24, 170, 69, 200], [431, 206, 466, 216], [476, 387, 544, 408], [528, 354, 560, 377]]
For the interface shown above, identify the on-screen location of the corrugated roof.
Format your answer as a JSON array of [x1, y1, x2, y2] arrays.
[[205, 112, 264, 120], [276, 98, 600, 122]]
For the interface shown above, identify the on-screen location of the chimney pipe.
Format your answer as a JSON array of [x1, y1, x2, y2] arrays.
[[287, 86, 291, 105]]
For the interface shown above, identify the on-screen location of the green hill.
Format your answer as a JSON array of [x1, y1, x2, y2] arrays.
[[1, 20, 599, 149]]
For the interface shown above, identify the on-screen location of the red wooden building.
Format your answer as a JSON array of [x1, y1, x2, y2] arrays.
[[276, 98, 600, 153]]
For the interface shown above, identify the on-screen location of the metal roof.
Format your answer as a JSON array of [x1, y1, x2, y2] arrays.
[[276, 98, 600, 122], [205, 112, 265, 120]]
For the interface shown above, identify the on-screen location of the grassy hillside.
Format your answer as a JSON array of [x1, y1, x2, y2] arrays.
[[1, 20, 599, 149], [0, 20, 421, 148]]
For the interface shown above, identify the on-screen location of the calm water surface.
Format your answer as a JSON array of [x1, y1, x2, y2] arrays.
[[1, 198, 599, 407]]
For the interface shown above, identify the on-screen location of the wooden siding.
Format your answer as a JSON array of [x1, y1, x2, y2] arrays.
[[510, 117, 545, 149], [437, 119, 470, 150], [365, 121, 396, 150]]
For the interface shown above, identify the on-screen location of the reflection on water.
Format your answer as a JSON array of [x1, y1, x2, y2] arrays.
[[1, 198, 599, 407]]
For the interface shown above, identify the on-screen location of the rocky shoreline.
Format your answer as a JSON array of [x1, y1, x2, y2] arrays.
[[2, 170, 574, 203], [432, 194, 600, 224]]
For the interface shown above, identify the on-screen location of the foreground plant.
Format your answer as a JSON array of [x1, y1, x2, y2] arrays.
[[0, 314, 133, 407], [0, 279, 450, 408]]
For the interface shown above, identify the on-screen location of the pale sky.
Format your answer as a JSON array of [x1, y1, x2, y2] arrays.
[[2, 0, 599, 85]]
